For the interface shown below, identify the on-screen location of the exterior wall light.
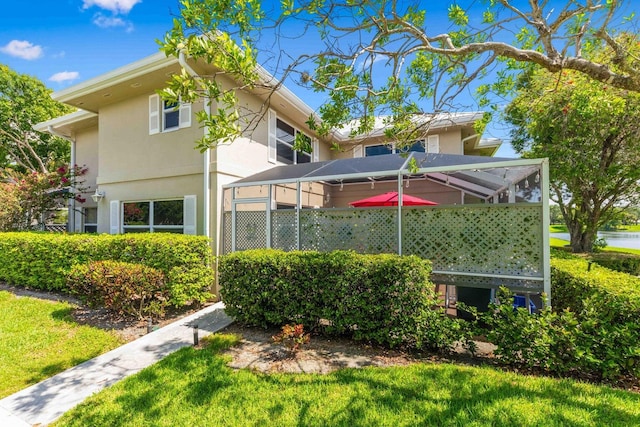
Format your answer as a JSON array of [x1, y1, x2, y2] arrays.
[[91, 189, 105, 203]]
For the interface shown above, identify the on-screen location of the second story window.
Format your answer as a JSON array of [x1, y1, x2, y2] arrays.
[[163, 100, 180, 131], [149, 94, 191, 135], [268, 110, 318, 164]]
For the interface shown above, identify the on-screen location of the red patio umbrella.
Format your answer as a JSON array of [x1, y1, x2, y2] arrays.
[[349, 191, 438, 207]]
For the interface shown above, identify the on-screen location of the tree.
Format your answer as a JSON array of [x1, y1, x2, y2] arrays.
[[0, 166, 88, 231], [0, 64, 74, 173], [505, 54, 640, 252], [159, 0, 640, 151]]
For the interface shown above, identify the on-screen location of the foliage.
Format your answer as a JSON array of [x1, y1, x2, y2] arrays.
[[550, 257, 640, 320], [219, 249, 473, 351], [54, 334, 640, 427], [0, 64, 74, 173], [0, 291, 122, 398], [0, 233, 214, 307], [160, 1, 640, 153], [272, 324, 310, 353], [0, 165, 88, 231], [68, 261, 169, 319], [589, 252, 640, 275], [484, 283, 640, 380], [484, 254, 640, 380], [506, 43, 640, 252]]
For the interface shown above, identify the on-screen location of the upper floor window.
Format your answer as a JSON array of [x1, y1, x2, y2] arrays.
[[363, 135, 439, 157], [163, 100, 180, 131], [268, 110, 319, 164], [149, 94, 191, 135]]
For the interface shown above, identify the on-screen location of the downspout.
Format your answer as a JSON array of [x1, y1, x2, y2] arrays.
[[48, 126, 76, 232], [179, 51, 211, 239]]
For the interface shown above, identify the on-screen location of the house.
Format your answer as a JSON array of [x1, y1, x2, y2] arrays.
[[35, 51, 550, 306], [34, 51, 500, 241]]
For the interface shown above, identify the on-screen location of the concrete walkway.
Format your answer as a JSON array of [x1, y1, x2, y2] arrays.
[[0, 302, 233, 427]]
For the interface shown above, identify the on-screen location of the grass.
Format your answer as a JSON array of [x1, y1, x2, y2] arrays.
[[549, 225, 640, 255], [0, 291, 123, 398], [53, 334, 640, 427]]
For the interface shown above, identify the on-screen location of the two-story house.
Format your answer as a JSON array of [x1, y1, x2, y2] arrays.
[[34, 51, 501, 250]]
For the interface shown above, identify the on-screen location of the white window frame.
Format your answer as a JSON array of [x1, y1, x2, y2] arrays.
[[115, 199, 197, 234], [83, 207, 98, 233], [268, 111, 315, 165], [149, 94, 191, 135]]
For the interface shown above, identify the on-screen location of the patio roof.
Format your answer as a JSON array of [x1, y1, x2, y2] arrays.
[[226, 152, 542, 201]]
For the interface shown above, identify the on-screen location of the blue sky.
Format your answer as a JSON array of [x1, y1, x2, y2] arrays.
[[1, 0, 517, 156]]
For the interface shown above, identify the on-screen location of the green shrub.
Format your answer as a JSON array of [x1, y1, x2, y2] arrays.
[[0, 232, 214, 306], [588, 252, 640, 275], [219, 249, 472, 351], [483, 256, 640, 380], [68, 261, 168, 319]]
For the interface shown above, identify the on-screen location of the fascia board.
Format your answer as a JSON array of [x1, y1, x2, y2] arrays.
[[33, 110, 97, 132], [51, 52, 177, 103]]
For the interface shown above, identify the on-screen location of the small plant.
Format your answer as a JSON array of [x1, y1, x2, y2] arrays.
[[272, 324, 310, 353]]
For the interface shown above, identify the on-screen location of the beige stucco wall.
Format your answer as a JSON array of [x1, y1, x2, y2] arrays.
[[96, 93, 205, 186], [89, 91, 206, 233], [96, 175, 204, 234], [72, 126, 99, 231]]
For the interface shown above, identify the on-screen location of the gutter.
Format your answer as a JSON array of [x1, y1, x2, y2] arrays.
[[47, 126, 76, 232], [179, 51, 211, 239]]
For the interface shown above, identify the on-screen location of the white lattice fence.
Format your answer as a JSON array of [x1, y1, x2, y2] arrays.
[[402, 204, 543, 277], [223, 204, 545, 291], [299, 209, 398, 253]]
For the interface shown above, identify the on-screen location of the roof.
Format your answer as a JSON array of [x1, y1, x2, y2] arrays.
[[334, 112, 486, 141], [39, 51, 498, 147], [226, 152, 543, 200]]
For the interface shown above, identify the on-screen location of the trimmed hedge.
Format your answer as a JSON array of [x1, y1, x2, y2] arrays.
[[0, 232, 214, 307], [219, 249, 472, 351], [588, 252, 640, 276], [484, 255, 640, 380], [68, 260, 169, 319]]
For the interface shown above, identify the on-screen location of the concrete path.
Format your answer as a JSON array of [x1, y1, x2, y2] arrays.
[[0, 302, 233, 427]]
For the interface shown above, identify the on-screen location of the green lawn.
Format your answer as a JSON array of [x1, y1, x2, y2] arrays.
[[53, 334, 640, 427], [549, 225, 640, 255], [0, 290, 123, 398]]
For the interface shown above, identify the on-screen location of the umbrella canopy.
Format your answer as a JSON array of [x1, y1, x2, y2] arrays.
[[349, 191, 438, 207]]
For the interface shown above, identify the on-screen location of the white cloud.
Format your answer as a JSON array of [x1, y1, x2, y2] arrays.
[[0, 40, 43, 60], [92, 13, 135, 32], [49, 71, 80, 83], [82, 0, 142, 15]]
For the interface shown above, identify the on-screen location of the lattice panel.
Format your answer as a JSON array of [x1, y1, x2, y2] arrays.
[[272, 210, 298, 251], [223, 212, 232, 254], [234, 211, 267, 250], [402, 205, 543, 277], [299, 208, 398, 254]]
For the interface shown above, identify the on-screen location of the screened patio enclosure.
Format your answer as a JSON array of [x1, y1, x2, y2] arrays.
[[222, 152, 551, 303]]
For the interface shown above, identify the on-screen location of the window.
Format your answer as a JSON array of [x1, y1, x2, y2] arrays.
[[363, 135, 438, 157], [163, 100, 180, 131], [275, 119, 311, 164], [84, 207, 97, 233], [365, 144, 393, 157], [268, 110, 318, 164], [149, 94, 191, 135], [122, 200, 184, 233]]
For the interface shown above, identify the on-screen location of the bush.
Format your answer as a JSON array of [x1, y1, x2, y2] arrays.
[[588, 252, 640, 275], [483, 257, 640, 380], [68, 261, 168, 319], [0, 232, 214, 307], [219, 249, 472, 351]]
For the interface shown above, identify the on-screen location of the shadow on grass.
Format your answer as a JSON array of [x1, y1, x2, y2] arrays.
[[56, 334, 640, 427]]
